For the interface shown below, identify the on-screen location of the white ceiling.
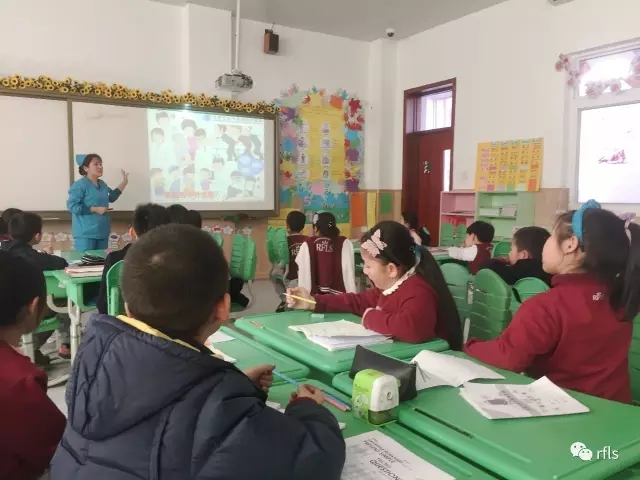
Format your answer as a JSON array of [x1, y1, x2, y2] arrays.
[[152, 0, 510, 41]]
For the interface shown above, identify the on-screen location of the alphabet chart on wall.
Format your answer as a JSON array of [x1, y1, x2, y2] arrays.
[[475, 137, 543, 192]]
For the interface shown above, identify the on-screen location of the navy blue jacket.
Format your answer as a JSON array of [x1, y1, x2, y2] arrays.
[[0, 239, 67, 271], [51, 314, 346, 480]]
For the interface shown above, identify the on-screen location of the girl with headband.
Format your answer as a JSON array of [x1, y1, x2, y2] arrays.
[[466, 200, 640, 403], [295, 212, 357, 295], [287, 220, 463, 347]]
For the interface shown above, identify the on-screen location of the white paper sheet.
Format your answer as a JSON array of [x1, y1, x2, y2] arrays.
[[342, 431, 454, 480], [290, 320, 382, 338], [206, 330, 235, 344], [459, 376, 590, 420], [412, 350, 505, 390], [207, 345, 236, 363]]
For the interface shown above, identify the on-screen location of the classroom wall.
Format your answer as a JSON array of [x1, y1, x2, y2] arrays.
[[394, 0, 640, 191]]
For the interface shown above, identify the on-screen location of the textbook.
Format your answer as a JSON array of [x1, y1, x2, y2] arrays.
[[289, 320, 392, 352], [411, 350, 505, 390], [64, 265, 104, 278], [459, 376, 590, 420]]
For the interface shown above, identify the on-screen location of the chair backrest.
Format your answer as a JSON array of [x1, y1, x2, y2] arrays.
[[229, 234, 257, 281], [106, 260, 125, 316], [274, 228, 290, 265], [455, 224, 467, 246], [441, 263, 471, 325], [492, 241, 511, 258], [440, 222, 455, 247], [265, 226, 277, 264], [469, 269, 512, 340], [212, 232, 224, 247], [510, 277, 550, 314], [630, 315, 640, 404]]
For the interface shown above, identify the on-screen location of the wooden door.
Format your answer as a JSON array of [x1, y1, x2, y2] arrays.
[[407, 130, 453, 246]]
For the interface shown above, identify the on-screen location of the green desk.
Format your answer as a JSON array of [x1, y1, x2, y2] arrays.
[[267, 379, 497, 479], [235, 311, 449, 379], [50, 251, 107, 361], [212, 327, 309, 383], [332, 351, 640, 480]]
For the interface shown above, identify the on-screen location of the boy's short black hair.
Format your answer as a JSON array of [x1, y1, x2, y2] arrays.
[[9, 212, 43, 244], [181, 119, 197, 131], [512, 226, 550, 261], [1, 207, 23, 234], [0, 251, 46, 327], [286, 211, 306, 233], [401, 211, 419, 231], [132, 203, 171, 237], [122, 224, 229, 338], [167, 204, 190, 224], [195, 128, 206, 137], [151, 127, 164, 137], [187, 210, 203, 229], [467, 221, 495, 243]]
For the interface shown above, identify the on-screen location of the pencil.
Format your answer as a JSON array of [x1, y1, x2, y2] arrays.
[[283, 293, 317, 305], [272, 370, 351, 412], [250, 321, 264, 328]]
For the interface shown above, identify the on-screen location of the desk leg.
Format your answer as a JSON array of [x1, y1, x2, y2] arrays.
[[47, 295, 68, 314], [68, 297, 82, 361]]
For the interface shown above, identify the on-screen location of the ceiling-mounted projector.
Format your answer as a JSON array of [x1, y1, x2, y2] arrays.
[[215, 70, 253, 93]]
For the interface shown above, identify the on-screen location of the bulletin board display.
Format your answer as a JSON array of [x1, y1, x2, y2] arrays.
[[272, 85, 365, 238], [475, 138, 543, 192]]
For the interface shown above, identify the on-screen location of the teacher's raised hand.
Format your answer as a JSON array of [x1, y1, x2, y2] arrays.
[[120, 169, 130, 189]]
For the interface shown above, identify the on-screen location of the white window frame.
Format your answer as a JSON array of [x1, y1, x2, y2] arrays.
[[564, 37, 640, 207]]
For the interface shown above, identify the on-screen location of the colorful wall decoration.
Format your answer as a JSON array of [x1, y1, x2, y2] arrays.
[[273, 85, 365, 237], [475, 138, 543, 192]]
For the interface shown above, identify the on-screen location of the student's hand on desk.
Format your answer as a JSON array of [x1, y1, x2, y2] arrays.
[[42, 245, 54, 254], [285, 287, 313, 310], [244, 364, 274, 392], [90, 206, 110, 215], [290, 384, 325, 405]]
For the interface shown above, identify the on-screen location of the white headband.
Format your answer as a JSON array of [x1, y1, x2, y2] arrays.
[[361, 229, 387, 257]]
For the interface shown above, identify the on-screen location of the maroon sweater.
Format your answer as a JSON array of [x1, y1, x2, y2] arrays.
[[306, 236, 347, 295], [0, 341, 66, 479], [313, 275, 447, 344], [287, 234, 307, 281], [470, 242, 493, 274], [466, 273, 633, 403]]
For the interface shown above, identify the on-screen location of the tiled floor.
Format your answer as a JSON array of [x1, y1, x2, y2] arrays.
[[47, 280, 282, 415]]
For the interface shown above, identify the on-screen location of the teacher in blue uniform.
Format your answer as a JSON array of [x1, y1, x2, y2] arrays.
[[67, 153, 129, 252]]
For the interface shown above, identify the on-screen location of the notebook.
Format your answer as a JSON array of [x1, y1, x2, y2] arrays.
[[411, 350, 505, 390], [460, 376, 590, 420], [64, 265, 104, 277], [266, 401, 345, 430], [206, 345, 236, 363], [205, 330, 235, 344], [289, 320, 392, 352]]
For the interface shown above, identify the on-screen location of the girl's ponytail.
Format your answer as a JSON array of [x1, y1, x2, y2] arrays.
[[415, 246, 463, 350]]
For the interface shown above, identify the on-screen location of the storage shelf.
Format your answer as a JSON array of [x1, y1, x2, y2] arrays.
[[442, 212, 475, 217], [478, 215, 517, 219]]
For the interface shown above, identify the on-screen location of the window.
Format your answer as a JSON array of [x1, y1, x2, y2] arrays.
[[565, 40, 640, 204], [417, 90, 452, 131], [443, 149, 452, 192]]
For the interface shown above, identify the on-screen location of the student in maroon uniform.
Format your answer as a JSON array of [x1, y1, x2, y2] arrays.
[[465, 200, 640, 403], [287, 221, 463, 347], [0, 252, 66, 480], [447, 221, 494, 274], [275, 211, 308, 312], [295, 212, 356, 294]]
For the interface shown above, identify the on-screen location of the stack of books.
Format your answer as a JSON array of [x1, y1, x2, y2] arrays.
[[64, 265, 104, 278], [289, 320, 392, 351]]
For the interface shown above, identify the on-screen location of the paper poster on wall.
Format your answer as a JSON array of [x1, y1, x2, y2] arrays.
[[475, 138, 543, 192], [275, 85, 364, 229], [366, 192, 377, 227]]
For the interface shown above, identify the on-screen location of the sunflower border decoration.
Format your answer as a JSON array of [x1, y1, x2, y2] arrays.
[[0, 74, 277, 115]]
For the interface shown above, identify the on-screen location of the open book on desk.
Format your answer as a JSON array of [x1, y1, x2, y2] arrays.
[[411, 350, 505, 390], [460, 376, 590, 419], [289, 320, 392, 352]]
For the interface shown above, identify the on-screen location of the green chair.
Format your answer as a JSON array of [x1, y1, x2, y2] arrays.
[[468, 269, 512, 341], [492, 241, 511, 258], [212, 232, 224, 247], [441, 263, 471, 326], [510, 277, 549, 314], [229, 234, 258, 313], [106, 260, 125, 316], [274, 228, 290, 280], [454, 224, 467, 246], [629, 315, 640, 405], [440, 222, 455, 247]]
